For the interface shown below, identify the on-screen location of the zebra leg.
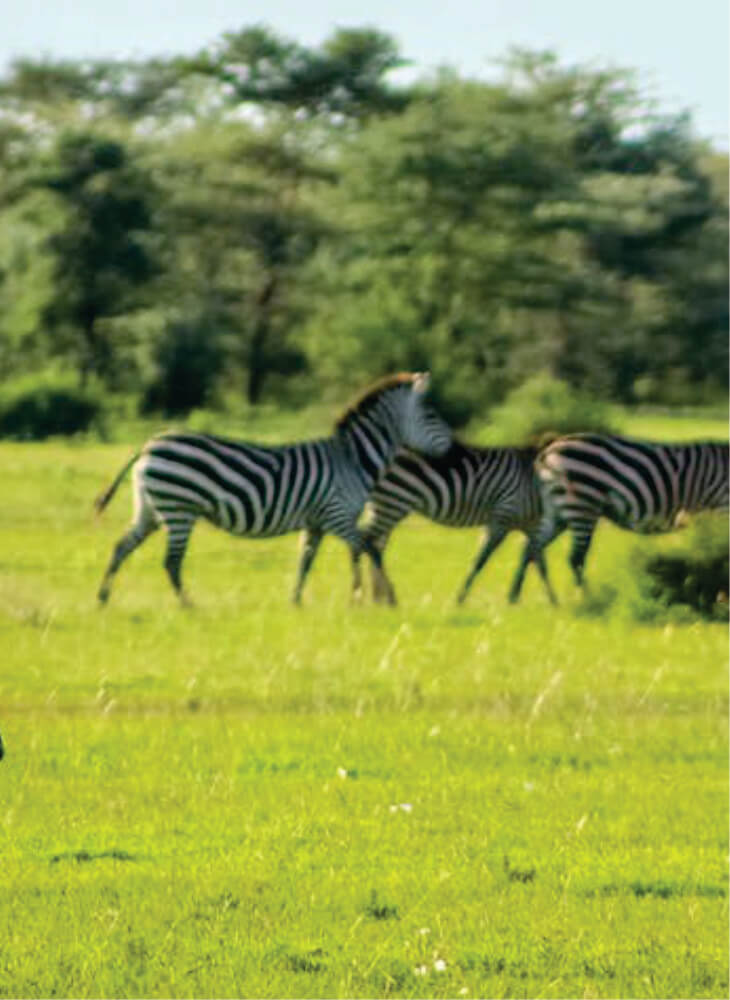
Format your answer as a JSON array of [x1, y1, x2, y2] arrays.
[[292, 528, 323, 605], [509, 531, 562, 606], [98, 508, 159, 605], [162, 514, 196, 606], [531, 539, 560, 605], [350, 547, 364, 603], [507, 535, 533, 605], [456, 524, 508, 605], [366, 535, 393, 604], [567, 519, 598, 590], [362, 537, 397, 606], [508, 511, 565, 604]]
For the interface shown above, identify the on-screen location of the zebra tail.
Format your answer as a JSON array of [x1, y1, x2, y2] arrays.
[[531, 430, 563, 451], [94, 453, 141, 516]]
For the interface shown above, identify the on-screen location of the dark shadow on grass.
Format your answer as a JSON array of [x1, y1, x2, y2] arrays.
[[444, 614, 485, 627], [585, 880, 726, 899], [363, 888, 400, 920], [284, 948, 328, 974], [50, 849, 139, 864]]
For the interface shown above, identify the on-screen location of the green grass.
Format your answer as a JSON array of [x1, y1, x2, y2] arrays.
[[0, 411, 727, 998]]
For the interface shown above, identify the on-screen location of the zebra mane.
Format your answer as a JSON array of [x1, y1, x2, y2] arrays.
[[333, 373, 417, 431]]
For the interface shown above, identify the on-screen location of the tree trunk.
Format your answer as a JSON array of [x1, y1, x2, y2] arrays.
[[246, 273, 278, 405], [79, 312, 98, 389]]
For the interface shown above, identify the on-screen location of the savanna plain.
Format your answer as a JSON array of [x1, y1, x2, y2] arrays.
[[0, 410, 727, 999]]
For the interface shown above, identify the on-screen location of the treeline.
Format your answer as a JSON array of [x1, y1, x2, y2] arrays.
[[0, 27, 727, 430]]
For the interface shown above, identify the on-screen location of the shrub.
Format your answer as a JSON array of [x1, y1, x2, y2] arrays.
[[627, 515, 729, 622], [424, 379, 475, 430], [140, 318, 224, 417], [483, 372, 617, 445], [0, 373, 103, 439]]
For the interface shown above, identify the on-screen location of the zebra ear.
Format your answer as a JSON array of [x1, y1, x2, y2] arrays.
[[412, 371, 431, 394]]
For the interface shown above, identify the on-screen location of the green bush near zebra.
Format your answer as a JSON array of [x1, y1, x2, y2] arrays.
[[572, 512, 729, 624], [483, 372, 617, 446], [628, 514, 729, 622], [0, 372, 104, 439]]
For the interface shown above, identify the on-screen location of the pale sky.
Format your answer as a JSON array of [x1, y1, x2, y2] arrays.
[[0, 0, 727, 147]]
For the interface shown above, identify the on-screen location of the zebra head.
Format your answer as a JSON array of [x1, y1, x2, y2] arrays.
[[401, 372, 453, 456], [335, 372, 452, 472]]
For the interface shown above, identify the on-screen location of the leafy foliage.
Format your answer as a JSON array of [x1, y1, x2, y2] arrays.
[[7, 132, 160, 385], [140, 317, 225, 416], [0, 373, 103, 438], [629, 515, 729, 621], [0, 30, 726, 416], [483, 372, 616, 445]]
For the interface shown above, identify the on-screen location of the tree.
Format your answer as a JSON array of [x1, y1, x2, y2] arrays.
[[149, 120, 337, 407], [187, 25, 411, 120], [0, 40, 725, 413], [486, 50, 728, 402], [298, 75, 590, 418], [0, 26, 412, 128], [25, 132, 160, 384]]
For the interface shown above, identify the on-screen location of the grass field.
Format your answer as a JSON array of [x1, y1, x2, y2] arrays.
[[0, 410, 727, 998]]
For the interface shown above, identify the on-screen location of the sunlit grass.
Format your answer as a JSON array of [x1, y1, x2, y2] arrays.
[[0, 412, 727, 998]]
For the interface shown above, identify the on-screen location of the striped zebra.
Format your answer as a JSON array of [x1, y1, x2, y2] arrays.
[[95, 372, 452, 605], [519, 433, 730, 596], [359, 442, 557, 606]]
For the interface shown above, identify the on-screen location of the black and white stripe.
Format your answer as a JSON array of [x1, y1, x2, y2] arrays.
[[360, 442, 557, 605], [524, 433, 729, 594], [95, 372, 452, 604]]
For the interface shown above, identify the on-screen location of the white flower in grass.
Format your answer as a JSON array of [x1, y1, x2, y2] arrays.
[[414, 964, 428, 976], [389, 802, 413, 813], [433, 958, 447, 972], [337, 767, 348, 779]]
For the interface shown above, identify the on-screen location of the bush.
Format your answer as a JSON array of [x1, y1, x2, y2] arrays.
[[627, 515, 729, 622], [0, 373, 103, 439], [425, 378, 475, 430], [141, 318, 224, 417], [483, 372, 617, 445]]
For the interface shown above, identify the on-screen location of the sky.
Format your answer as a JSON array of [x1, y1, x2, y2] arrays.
[[0, 0, 727, 148]]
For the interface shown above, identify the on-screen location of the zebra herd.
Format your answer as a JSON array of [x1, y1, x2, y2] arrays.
[[95, 372, 729, 606]]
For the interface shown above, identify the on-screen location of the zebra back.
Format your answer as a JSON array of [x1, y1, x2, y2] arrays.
[[364, 441, 542, 544], [536, 434, 729, 532], [118, 372, 451, 541], [139, 433, 338, 536]]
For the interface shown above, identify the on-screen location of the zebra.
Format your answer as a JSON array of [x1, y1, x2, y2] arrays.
[[95, 372, 452, 605], [358, 442, 558, 606], [515, 433, 730, 597]]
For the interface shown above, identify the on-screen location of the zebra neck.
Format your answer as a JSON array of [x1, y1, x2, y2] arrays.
[[337, 420, 397, 490]]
